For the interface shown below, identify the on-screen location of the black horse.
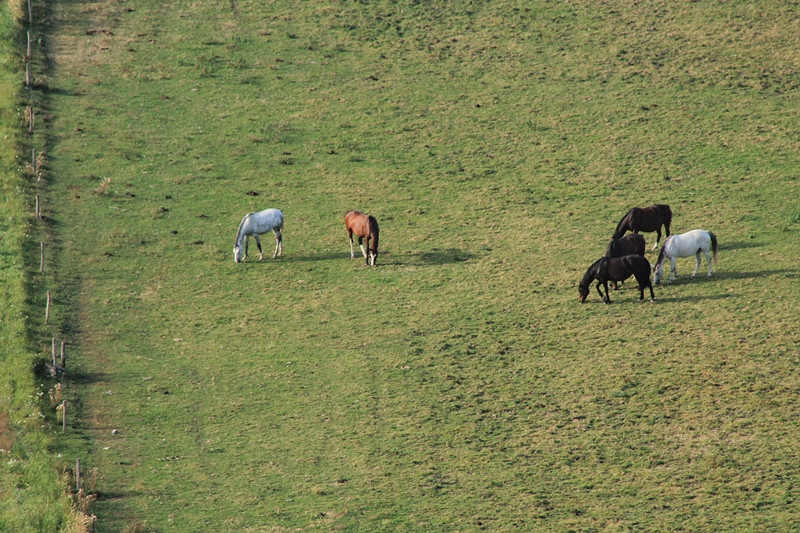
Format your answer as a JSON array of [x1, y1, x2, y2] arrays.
[[612, 204, 672, 250], [605, 233, 646, 289], [605, 233, 646, 258], [578, 255, 655, 304]]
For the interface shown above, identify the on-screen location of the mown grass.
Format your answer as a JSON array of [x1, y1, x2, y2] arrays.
[[40, 0, 800, 531]]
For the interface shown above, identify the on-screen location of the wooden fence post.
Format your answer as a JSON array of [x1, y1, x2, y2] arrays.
[[61, 341, 66, 368], [75, 458, 81, 492], [62, 401, 67, 433], [45, 290, 50, 325], [40, 241, 44, 273], [35, 194, 40, 219]]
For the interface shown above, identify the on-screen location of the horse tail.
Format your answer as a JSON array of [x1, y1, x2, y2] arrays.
[[613, 210, 630, 238], [235, 213, 251, 245], [708, 231, 718, 263], [661, 204, 673, 236], [369, 215, 379, 251]]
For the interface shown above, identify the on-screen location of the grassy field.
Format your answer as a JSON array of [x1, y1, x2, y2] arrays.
[[38, 0, 800, 531], [0, 1, 81, 530]]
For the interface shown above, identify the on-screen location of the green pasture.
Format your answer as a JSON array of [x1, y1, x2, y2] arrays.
[[32, 0, 800, 530]]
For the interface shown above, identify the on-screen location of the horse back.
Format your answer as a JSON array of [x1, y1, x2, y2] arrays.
[[606, 233, 646, 258], [620, 254, 651, 280], [345, 210, 375, 238]]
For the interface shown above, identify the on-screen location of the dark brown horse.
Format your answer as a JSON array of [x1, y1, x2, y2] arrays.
[[345, 210, 379, 266], [612, 204, 672, 250], [604, 233, 646, 289], [578, 255, 655, 304]]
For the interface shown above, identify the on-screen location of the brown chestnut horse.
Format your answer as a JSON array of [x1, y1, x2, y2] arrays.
[[345, 210, 379, 266], [612, 204, 672, 250]]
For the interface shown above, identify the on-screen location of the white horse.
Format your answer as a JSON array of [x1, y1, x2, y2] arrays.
[[653, 229, 717, 285], [233, 208, 284, 263]]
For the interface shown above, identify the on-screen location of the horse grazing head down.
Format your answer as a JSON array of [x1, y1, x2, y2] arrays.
[[345, 210, 380, 266], [578, 259, 601, 303]]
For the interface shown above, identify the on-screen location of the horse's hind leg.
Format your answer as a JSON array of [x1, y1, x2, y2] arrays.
[[704, 249, 712, 276], [273, 229, 282, 258], [348, 230, 355, 259], [653, 229, 662, 250], [691, 251, 701, 278]]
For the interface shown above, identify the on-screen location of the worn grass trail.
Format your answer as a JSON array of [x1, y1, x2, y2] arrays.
[[44, 0, 800, 531]]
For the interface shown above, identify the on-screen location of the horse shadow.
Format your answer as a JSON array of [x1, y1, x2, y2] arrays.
[[655, 293, 734, 303], [403, 249, 474, 266], [720, 240, 762, 251], [710, 268, 799, 281], [277, 249, 474, 266], [277, 252, 345, 263]]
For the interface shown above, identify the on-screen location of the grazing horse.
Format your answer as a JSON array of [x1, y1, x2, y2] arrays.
[[613, 204, 672, 250], [345, 210, 379, 266], [579, 255, 655, 304], [604, 233, 646, 289], [233, 208, 284, 263], [653, 229, 717, 285]]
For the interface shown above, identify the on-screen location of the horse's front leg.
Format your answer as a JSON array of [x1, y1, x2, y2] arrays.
[[364, 237, 371, 265], [358, 236, 367, 258], [253, 235, 264, 260], [597, 281, 611, 304]]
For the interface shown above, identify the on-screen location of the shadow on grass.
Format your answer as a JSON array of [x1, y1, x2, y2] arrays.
[[251, 249, 476, 266], [65, 369, 111, 385], [720, 240, 762, 251], [668, 268, 800, 282], [654, 293, 734, 303]]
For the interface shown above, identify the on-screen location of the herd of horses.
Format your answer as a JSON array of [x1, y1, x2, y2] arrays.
[[232, 203, 718, 304], [579, 203, 718, 304]]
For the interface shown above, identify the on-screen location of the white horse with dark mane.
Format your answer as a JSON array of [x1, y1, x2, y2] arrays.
[[653, 229, 717, 284], [233, 208, 284, 263]]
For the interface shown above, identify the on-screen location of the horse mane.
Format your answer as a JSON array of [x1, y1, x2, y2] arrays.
[[654, 244, 667, 269], [234, 213, 252, 246], [613, 209, 632, 238], [368, 215, 379, 250], [579, 258, 601, 289]]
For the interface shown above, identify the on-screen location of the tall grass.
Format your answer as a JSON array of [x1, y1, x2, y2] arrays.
[[0, 1, 88, 531]]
